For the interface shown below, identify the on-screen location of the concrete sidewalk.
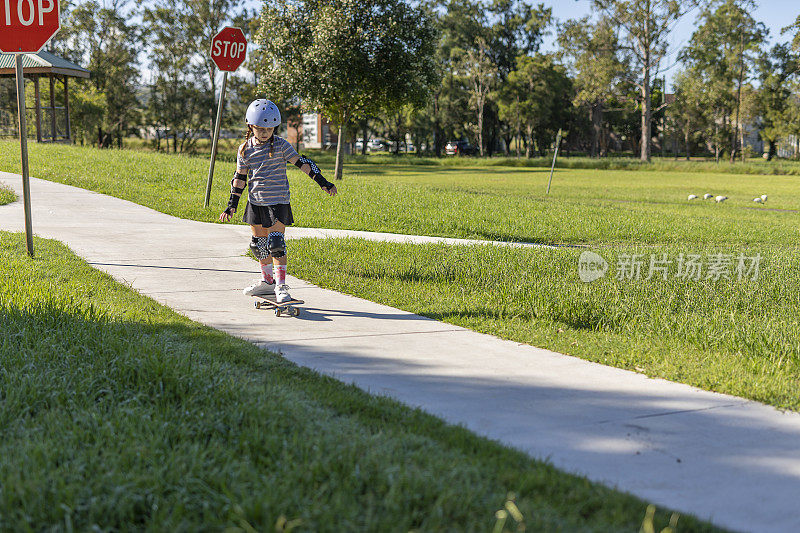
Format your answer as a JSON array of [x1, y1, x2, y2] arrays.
[[2, 172, 798, 533]]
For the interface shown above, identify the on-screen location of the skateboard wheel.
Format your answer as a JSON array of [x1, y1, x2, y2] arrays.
[[291, 307, 300, 317], [275, 308, 281, 317], [255, 301, 261, 309]]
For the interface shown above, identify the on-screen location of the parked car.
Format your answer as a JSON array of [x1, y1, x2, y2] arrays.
[[445, 140, 477, 156], [368, 138, 387, 152]]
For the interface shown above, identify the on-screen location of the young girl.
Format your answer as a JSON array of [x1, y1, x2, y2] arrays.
[[219, 99, 337, 303]]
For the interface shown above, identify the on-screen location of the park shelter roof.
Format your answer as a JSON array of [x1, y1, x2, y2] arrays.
[[0, 51, 90, 78]]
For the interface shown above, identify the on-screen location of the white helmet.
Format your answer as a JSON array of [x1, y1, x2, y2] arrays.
[[246, 99, 281, 128]]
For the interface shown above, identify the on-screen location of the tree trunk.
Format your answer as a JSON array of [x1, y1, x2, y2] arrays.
[[640, 61, 652, 162], [334, 116, 347, 180], [433, 92, 442, 157], [361, 123, 368, 155], [591, 104, 602, 158], [740, 126, 746, 162], [684, 128, 691, 161], [525, 125, 533, 158], [477, 97, 485, 157]]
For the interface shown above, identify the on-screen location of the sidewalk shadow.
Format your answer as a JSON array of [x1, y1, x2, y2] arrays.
[[254, 305, 445, 324]]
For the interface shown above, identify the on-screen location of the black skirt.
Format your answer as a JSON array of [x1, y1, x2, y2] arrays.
[[243, 202, 294, 227]]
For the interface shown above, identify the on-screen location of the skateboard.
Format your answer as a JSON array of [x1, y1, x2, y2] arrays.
[[253, 296, 304, 317]]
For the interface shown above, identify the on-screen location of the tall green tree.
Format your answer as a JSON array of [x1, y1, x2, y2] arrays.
[[498, 54, 572, 158], [486, 0, 550, 153], [435, 0, 489, 154], [558, 16, 629, 157], [455, 39, 498, 156], [680, 0, 766, 162], [53, 0, 140, 147], [143, 1, 212, 153], [592, 0, 697, 161], [670, 68, 709, 159], [256, 0, 439, 179], [756, 44, 798, 160]]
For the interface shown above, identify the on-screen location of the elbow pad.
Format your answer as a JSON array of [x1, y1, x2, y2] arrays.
[[295, 155, 322, 177], [230, 172, 247, 194], [296, 155, 332, 189]]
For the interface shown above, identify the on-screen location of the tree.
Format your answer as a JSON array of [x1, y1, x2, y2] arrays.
[[592, 0, 697, 161], [54, 0, 140, 147], [456, 39, 498, 156], [486, 0, 551, 153], [756, 44, 797, 159], [558, 16, 629, 157], [670, 69, 707, 159], [680, 0, 766, 162], [435, 0, 488, 154], [143, 1, 211, 153], [498, 54, 572, 158], [256, 0, 439, 179]]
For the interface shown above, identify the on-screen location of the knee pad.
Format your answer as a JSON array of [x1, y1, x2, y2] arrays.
[[252, 236, 270, 260], [267, 232, 286, 258]]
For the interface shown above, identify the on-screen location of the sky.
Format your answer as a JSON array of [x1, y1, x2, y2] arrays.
[[539, 0, 800, 88]]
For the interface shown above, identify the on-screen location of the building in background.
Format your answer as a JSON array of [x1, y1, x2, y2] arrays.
[[299, 113, 337, 150]]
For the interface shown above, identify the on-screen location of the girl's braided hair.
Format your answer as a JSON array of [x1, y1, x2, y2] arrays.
[[238, 127, 253, 158]]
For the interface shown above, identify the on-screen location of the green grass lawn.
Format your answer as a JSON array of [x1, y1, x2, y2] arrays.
[[2, 141, 799, 411], [0, 180, 15, 205], [0, 233, 717, 531], [287, 238, 800, 411], [1, 140, 798, 246]]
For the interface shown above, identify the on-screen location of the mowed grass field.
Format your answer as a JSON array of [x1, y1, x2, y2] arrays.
[[1, 141, 799, 411], [0, 233, 715, 531], [1, 140, 798, 245]]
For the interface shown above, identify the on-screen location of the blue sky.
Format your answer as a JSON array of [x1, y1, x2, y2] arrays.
[[539, 0, 800, 88]]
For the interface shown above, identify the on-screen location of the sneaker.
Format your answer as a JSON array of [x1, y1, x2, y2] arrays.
[[243, 279, 275, 296], [274, 283, 292, 303]]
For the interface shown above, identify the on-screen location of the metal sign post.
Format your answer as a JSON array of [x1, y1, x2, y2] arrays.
[[546, 128, 562, 195], [204, 71, 228, 208], [2, 0, 62, 257], [203, 26, 247, 208], [15, 53, 34, 256]]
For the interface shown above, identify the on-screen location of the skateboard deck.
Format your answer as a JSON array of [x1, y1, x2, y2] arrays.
[[253, 296, 305, 317]]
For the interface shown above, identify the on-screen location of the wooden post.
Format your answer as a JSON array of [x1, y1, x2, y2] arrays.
[[34, 76, 42, 142], [49, 75, 57, 141], [64, 76, 71, 142]]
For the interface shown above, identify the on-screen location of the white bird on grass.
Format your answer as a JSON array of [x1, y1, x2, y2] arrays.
[[688, 194, 698, 200], [703, 193, 714, 200], [761, 194, 768, 202], [753, 197, 763, 203], [715, 195, 728, 203]]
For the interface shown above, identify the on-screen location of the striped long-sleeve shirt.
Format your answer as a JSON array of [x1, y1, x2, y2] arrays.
[[236, 135, 299, 205]]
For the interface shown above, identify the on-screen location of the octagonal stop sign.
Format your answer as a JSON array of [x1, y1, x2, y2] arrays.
[[0, 0, 60, 52], [211, 26, 247, 72]]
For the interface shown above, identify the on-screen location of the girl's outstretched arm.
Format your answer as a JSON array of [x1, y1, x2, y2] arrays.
[[288, 154, 337, 197], [219, 171, 248, 221]]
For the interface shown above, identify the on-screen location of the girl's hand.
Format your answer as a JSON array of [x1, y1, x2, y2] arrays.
[[325, 184, 337, 197], [219, 208, 234, 222]]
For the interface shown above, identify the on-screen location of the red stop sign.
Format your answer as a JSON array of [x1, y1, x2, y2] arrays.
[[211, 26, 247, 72], [0, 0, 60, 53]]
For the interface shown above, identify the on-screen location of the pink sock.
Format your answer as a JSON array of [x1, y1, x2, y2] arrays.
[[273, 264, 286, 285], [260, 263, 274, 283]]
